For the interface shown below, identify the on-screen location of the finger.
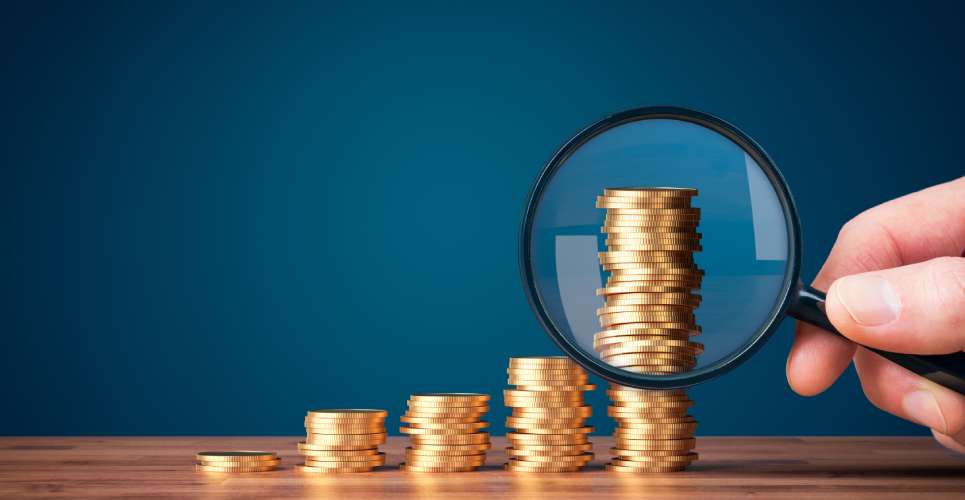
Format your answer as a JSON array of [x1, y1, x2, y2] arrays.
[[932, 429, 965, 454], [787, 176, 965, 396], [787, 322, 856, 396], [826, 257, 965, 354], [852, 348, 965, 438]]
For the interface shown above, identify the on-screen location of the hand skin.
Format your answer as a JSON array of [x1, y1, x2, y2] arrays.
[[786, 176, 965, 451]]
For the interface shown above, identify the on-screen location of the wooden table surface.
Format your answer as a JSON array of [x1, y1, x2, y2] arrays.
[[0, 436, 962, 499]]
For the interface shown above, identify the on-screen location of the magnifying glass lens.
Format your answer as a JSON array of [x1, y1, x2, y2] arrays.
[[527, 116, 793, 385]]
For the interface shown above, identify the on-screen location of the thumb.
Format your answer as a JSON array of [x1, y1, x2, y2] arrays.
[[825, 256, 965, 354]]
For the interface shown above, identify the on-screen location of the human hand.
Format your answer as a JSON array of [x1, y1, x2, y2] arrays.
[[786, 176, 965, 451]]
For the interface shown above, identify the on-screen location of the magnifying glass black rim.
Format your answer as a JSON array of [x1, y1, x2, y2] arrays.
[[519, 105, 802, 389]]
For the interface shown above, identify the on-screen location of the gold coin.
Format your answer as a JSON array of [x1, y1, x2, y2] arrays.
[[594, 335, 695, 350], [599, 294, 700, 307], [400, 463, 479, 472], [595, 327, 699, 339], [602, 224, 699, 234], [616, 414, 696, 424], [505, 417, 587, 428], [298, 449, 381, 458], [508, 356, 577, 368], [409, 433, 490, 445], [607, 388, 687, 399], [602, 354, 697, 368], [200, 458, 281, 468], [305, 433, 386, 445], [610, 443, 695, 454], [507, 366, 585, 375], [510, 384, 596, 392], [599, 251, 694, 264], [599, 312, 694, 326], [195, 451, 277, 462], [400, 415, 482, 424], [512, 406, 592, 418], [407, 401, 489, 409], [596, 323, 700, 335], [508, 452, 593, 463], [307, 409, 387, 419], [615, 452, 698, 463], [296, 464, 377, 473], [599, 339, 704, 353], [402, 421, 489, 431], [605, 463, 686, 473], [403, 406, 490, 416], [597, 304, 695, 315], [507, 433, 590, 444], [603, 187, 698, 198], [504, 426, 593, 435], [598, 287, 700, 299], [614, 427, 698, 438], [400, 426, 486, 435], [195, 464, 277, 473], [504, 389, 585, 399], [405, 454, 486, 465], [504, 460, 585, 472], [604, 228, 700, 237], [297, 441, 379, 451], [405, 446, 487, 455], [304, 423, 386, 434], [305, 453, 385, 467], [598, 194, 693, 205], [607, 244, 701, 253], [504, 400, 585, 409], [404, 452, 486, 463], [508, 378, 589, 387], [409, 393, 490, 403], [407, 443, 491, 452]]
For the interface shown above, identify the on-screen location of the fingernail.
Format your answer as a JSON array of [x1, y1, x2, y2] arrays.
[[902, 390, 947, 432], [836, 275, 901, 326]]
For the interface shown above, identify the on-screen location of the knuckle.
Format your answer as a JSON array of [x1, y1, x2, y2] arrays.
[[927, 257, 965, 329]]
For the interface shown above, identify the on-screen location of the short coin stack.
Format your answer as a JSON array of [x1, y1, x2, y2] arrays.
[[504, 356, 595, 472], [400, 393, 491, 472], [297, 409, 387, 473], [594, 187, 702, 472], [195, 451, 279, 473]]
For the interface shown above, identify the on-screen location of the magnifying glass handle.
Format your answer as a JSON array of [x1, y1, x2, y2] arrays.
[[788, 282, 965, 396]]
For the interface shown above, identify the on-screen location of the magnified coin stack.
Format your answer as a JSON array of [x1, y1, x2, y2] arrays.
[[297, 409, 387, 473], [400, 393, 491, 472], [595, 187, 702, 472], [195, 451, 280, 473], [503, 356, 595, 472]]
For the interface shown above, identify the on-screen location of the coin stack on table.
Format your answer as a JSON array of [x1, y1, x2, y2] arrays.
[[594, 187, 703, 472], [195, 451, 280, 473], [297, 409, 387, 473], [503, 356, 595, 472], [400, 393, 491, 472]]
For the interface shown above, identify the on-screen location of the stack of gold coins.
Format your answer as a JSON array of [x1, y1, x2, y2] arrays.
[[297, 409, 387, 473], [400, 393, 491, 472], [195, 451, 279, 472], [594, 187, 702, 472], [503, 356, 595, 472]]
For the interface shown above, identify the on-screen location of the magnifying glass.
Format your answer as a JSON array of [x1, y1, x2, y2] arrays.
[[519, 106, 965, 394]]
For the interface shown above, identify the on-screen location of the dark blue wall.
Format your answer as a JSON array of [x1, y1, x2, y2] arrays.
[[3, 1, 963, 435]]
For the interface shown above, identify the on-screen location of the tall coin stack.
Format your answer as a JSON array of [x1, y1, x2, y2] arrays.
[[594, 187, 703, 472], [504, 356, 595, 472], [297, 409, 387, 473], [400, 393, 491, 472]]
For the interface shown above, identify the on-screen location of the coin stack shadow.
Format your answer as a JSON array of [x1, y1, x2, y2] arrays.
[[594, 187, 703, 472], [503, 356, 595, 472], [195, 451, 280, 473], [400, 393, 491, 472], [297, 409, 387, 472]]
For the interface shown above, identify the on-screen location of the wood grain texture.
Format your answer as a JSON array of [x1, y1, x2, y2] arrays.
[[0, 436, 962, 499]]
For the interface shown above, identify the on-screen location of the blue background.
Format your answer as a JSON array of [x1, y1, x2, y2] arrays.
[[3, 1, 964, 436]]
